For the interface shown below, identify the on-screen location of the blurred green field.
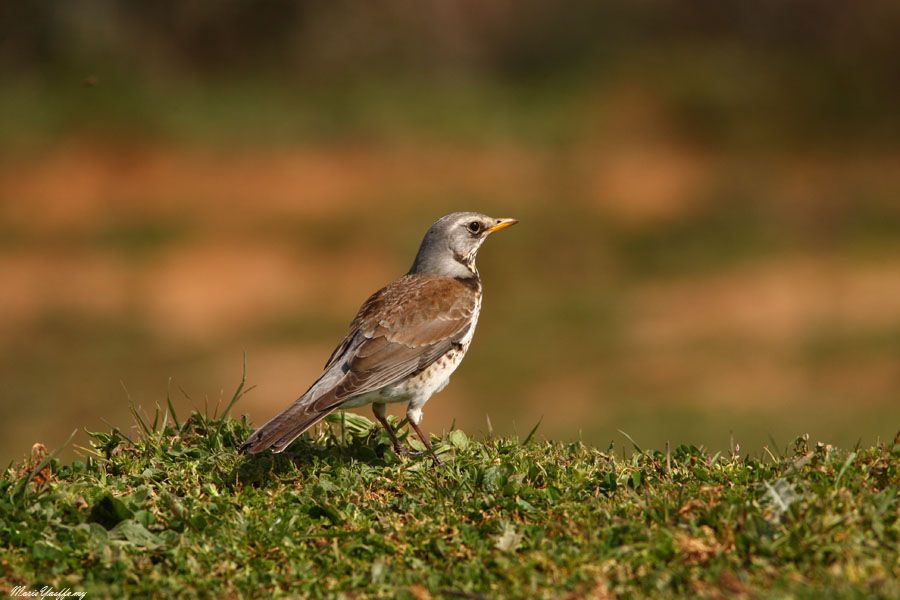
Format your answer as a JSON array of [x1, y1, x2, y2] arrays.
[[1, 2, 899, 463]]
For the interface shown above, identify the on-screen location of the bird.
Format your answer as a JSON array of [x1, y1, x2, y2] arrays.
[[240, 212, 517, 462]]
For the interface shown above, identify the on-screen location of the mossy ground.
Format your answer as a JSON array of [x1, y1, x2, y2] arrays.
[[1, 397, 897, 599]]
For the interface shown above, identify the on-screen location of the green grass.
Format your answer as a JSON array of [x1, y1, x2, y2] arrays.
[[1, 391, 897, 598]]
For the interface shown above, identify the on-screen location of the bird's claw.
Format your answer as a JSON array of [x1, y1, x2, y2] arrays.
[[392, 445, 443, 465], [393, 445, 425, 458]]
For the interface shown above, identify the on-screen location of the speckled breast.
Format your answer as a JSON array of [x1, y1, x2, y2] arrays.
[[382, 295, 481, 404]]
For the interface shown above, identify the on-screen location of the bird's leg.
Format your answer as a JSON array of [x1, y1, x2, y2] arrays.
[[409, 410, 441, 466], [372, 403, 422, 457]]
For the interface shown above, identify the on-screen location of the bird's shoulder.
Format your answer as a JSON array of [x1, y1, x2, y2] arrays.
[[322, 274, 480, 371], [352, 273, 481, 336]]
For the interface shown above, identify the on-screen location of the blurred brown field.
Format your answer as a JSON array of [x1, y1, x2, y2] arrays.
[[2, 1, 899, 462]]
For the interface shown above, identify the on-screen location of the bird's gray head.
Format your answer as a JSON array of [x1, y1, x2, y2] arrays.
[[409, 212, 518, 279]]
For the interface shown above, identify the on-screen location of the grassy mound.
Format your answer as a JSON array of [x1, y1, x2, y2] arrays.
[[1, 405, 897, 598]]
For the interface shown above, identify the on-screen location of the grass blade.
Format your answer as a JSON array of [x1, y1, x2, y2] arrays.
[[215, 353, 256, 448], [666, 441, 672, 477], [617, 429, 643, 454], [122, 380, 153, 438], [166, 376, 181, 429], [129, 404, 152, 438], [13, 429, 77, 501], [220, 352, 249, 421], [834, 451, 857, 489], [522, 416, 543, 446]]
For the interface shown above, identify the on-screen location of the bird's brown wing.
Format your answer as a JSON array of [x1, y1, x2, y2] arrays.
[[313, 274, 479, 411], [240, 274, 479, 454]]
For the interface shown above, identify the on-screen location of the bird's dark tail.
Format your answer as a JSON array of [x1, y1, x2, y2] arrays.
[[240, 391, 338, 454]]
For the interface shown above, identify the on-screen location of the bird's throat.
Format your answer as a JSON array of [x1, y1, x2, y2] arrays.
[[452, 250, 479, 278]]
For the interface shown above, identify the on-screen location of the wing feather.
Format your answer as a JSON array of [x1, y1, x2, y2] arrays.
[[241, 273, 479, 453], [312, 274, 478, 411]]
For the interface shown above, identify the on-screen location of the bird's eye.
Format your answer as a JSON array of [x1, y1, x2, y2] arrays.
[[466, 221, 482, 234]]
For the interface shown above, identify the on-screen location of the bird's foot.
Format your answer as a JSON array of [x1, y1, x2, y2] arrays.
[[392, 444, 442, 465], [392, 444, 425, 458]]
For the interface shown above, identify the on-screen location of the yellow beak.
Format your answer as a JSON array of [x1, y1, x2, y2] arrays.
[[485, 218, 518, 234]]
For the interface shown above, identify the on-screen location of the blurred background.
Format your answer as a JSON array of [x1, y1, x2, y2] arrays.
[[2, 1, 899, 463]]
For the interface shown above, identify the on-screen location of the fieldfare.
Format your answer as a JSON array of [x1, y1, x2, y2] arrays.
[[240, 212, 517, 461]]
